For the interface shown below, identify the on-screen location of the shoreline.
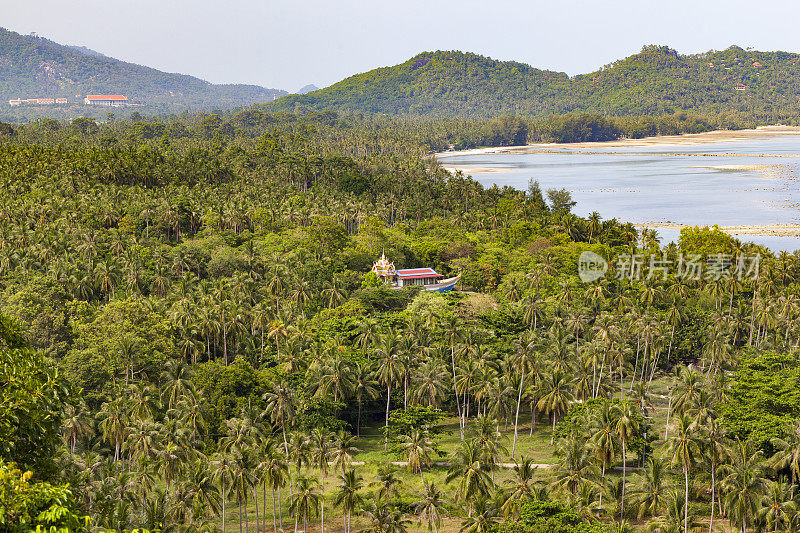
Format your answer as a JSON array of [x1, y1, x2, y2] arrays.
[[635, 223, 800, 238], [435, 125, 800, 159]]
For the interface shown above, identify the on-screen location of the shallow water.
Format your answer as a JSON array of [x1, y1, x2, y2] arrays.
[[441, 136, 800, 251]]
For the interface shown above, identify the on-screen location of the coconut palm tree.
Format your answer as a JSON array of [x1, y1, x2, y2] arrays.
[[664, 414, 702, 533], [501, 457, 537, 518], [721, 439, 768, 533], [353, 362, 379, 436], [376, 332, 404, 450], [333, 468, 363, 533], [551, 434, 600, 496], [310, 427, 334, 533], [758, 479, 797, 533], [374, 465, 403, 504], [330, 430, 360, 474], [399, 428, 436, 486], [614, 402, 639, 520], [446, 440, 493, 515], [537, 370, 574, 444], [590, 401, 620, 507], [414, 483, 445, 533], [770, 420, 800, 485], [290, 475, 320, 533], [632, 456, 669, 520], [97, 396, 127, 462]]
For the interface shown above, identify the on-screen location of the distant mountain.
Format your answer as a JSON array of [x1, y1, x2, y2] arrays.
[[296, 84, 319, 94], [0, 28, 286, 114], [272, 47, 800, 120]]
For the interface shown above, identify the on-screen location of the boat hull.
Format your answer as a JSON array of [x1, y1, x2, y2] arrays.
[[423, 276, 459, 293]]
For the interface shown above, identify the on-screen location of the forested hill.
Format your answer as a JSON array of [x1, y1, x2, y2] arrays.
[[274, 46, 800, 123], [0, 28, 286, 116]]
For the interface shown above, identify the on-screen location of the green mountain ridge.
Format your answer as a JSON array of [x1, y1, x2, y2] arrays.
[[273, 46, 800, 122], [0, 27, 286, 115]]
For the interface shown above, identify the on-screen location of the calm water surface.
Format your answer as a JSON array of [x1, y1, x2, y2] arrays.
[[440, 136, 800, 251]]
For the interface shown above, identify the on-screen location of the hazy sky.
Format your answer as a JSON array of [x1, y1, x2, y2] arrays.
[[5, 0, 800, 92]]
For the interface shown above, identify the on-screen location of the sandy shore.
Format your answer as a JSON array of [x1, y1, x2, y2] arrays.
[[635, 223, 800, 237], [434, 125, 800, 159]]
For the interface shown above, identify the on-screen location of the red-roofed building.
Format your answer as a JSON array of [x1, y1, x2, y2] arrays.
[[84, 95, 128, 106], [395, 268, 443, 287]]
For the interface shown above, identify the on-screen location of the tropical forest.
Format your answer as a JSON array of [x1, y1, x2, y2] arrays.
[[2, 103, 800, 533]]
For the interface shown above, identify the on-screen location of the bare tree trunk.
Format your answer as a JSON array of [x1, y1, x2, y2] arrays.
[[385, 385, 391, 451], [512, 369, 525, 457]]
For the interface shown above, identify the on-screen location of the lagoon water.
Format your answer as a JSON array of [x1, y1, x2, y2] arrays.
[[440, 136, 800, 251]]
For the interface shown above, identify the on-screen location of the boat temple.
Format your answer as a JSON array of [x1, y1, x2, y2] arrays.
[[371, 253, 459, 293]]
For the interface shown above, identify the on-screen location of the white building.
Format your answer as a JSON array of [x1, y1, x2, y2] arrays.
[[84, 95, 128, 106]]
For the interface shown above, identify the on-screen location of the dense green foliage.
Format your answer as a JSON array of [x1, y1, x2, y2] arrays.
[[721, 352, 800, 450], [0, 27, 285, 120], [275, 46, 800, 126]]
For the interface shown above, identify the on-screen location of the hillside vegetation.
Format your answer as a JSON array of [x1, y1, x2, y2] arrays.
[[0, 27, 285, 116], [275, 46, 800, 124]]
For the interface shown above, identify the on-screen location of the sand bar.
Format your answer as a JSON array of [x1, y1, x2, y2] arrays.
[[635, 223, 800, 237], [435, 125, 800, 159]]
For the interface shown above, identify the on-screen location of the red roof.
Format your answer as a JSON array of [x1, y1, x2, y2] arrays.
[[396, 268, 442, 280], [86, 95, 127, 101]]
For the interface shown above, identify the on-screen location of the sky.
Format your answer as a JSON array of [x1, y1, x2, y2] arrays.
[[5, 0, 800, 92]]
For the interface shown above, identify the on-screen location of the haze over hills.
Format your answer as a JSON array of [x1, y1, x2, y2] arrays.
[[0, 27, 286, 118], [295, 84, 319, 94], [272, 46, 800, 122]]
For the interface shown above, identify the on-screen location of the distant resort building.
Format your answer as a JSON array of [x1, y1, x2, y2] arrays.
[[9, 97, 68, 106], [370, 253, 459, 293], [84, 95, 128, 106]]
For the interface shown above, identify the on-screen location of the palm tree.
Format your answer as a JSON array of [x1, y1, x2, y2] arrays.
[[376, 332, 404, 450], [664, 414, 702, 533], [360, 501, 410, 533], [614, 402, 639, 520], [632, 456, 668, 520], [290, 475, 320, 533], [414, 483, 445, 533], [770, 420, 800, 485], [412, 359, 449, 408], [212, 450, 235, 533], [310, 427, 334, 533], [590, 401, 620, 507], [399, 429, 436, 486], [263, 381, 296, 464], [459, 498, 497, 533], [333, 468, 363, 533], [446, 440, 493, 515], [62, 401, 94, 454], [331, 430, 360, 473], [758, 479, 797, 533], [501, 457, 537, 518], [160, 359, 196, 410], [374, 465, 402, 504], [259, 440, 289, 533], [699, 417, 728, 532], [97, 396, 127, 462], [647, 489, 704, 532], [550, 434, 599, 496], [721, 439, 768, 533], [353, 362, 379, 436], [537, 370, 574, 444]]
